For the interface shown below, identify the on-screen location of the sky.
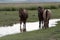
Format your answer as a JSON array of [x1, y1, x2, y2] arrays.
[[0, 0, 60, 3], [0, 0, 27, 3], [12, 0, 26, 1], [0, 0, 26, 1]]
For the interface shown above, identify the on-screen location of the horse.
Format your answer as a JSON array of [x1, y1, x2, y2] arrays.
[[19, 8, 28, 32], [38, 6, 44, 29], [43, 9, 51, 29]]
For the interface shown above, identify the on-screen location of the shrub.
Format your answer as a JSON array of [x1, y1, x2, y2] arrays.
[[44, 5, 59, 9], [50, 5, 59, 9], [0, 5, 59, 11], [58, 5, 60, 8]]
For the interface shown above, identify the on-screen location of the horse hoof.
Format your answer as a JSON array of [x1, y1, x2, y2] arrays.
[[23, 29, 26, 32], [20, 29, 23, 32]]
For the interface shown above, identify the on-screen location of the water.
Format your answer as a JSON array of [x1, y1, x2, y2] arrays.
[[0, 19, 60, 37]]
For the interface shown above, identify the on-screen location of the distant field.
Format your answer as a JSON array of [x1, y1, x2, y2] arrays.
[[0, 9, 60, 26], [0, 3, 59, 10], [0, 2, 60, 7], [0, 3, 60, 11]]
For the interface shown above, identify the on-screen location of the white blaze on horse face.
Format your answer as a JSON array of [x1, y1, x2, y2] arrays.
[[23, 9, 27, 13]]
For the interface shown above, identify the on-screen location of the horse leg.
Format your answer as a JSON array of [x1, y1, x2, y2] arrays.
[[23, 21, 26, 32], [39, 21, 41, 29], [44, 20, 47, 29], [42, 21, 44, 29], [44, 22, 46, 29], [20, 20, 22, 32], [46, 20, 49, 28], [48, 20, 49, 28], [44, 21, 49, 29]]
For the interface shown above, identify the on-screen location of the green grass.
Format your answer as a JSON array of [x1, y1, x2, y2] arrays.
[[51, 9, 60, 19], [0, 11, 19, 26], [0, 22, 60, 40], [0, 9, 60, 26]]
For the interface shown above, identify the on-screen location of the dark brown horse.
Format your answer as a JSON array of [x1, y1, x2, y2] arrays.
[[43, 9, 51, 29], [38, 6, 44, 29], [19, 8, 28, 32], [38, 6, 51, 29]]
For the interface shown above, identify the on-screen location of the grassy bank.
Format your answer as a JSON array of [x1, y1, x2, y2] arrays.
[[0, 21, 60, 40], [0, 9, 60, 26]]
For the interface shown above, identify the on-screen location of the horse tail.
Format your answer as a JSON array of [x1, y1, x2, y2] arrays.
[[46, 9, 52, 20], [46, 10, 48, 19]]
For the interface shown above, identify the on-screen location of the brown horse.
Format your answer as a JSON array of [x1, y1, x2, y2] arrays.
[[43, 9, 51, 29], [19, 8, 28, 32], [38, 6, 44, 29]]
